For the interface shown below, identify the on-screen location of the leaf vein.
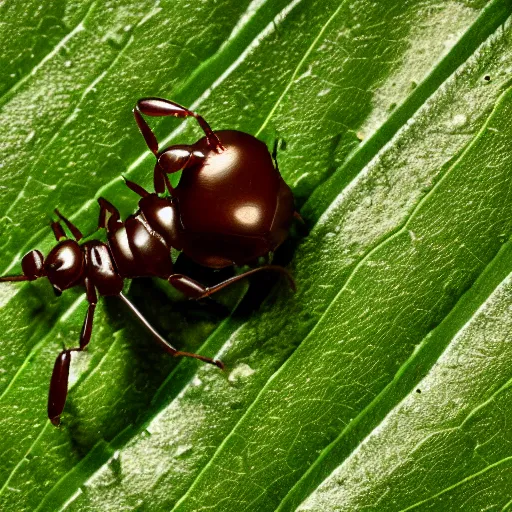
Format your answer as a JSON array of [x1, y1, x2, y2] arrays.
[[398, 456, 512, 511], [255, 0, 346, 137]]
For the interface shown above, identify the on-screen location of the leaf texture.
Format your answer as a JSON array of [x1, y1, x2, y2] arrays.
[[0, 0, 511, 511]]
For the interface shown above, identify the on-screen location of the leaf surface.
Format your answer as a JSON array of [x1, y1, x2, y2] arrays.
[[0, 1, 511, 511]]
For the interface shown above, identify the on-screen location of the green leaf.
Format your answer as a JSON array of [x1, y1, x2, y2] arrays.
[[0, 0, 511, 511], [296, 244, 512, 511]]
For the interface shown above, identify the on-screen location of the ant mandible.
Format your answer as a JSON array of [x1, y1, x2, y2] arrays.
[[0, 97, 298, 426]]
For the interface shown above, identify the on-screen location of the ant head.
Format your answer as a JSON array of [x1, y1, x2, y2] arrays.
[[21, 250, 45, 280], [44, 240, 85, 293]]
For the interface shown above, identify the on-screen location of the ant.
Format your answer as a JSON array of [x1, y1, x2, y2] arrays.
[[0, 97, 298, 426]]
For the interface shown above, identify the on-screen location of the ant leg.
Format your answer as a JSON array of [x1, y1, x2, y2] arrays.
[[272, 138, 280, 170], [122, 176, 149, 198], [48, 279, 97, 426], [134, 97, 223, 154], [54, 209, 83, 240], [98, 197, 122, 231], [118, 293, 223, 369], [0, 275, 29, 282], [51, 221, 67, 241], [169, 265, 296, 299], [294, 211, 305, 224], [292, 211, 309, 236]]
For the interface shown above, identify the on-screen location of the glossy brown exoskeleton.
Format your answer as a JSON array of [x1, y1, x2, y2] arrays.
[[0, 97, 297, 426]]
